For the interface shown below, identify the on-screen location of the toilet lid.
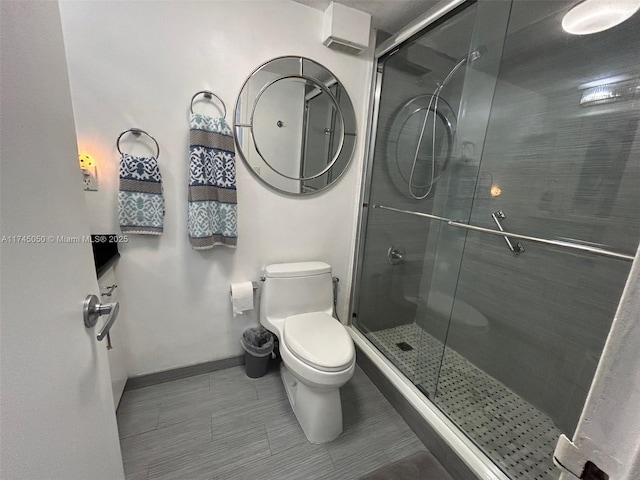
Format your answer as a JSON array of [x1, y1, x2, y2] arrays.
[[283, 312, 355, 372]]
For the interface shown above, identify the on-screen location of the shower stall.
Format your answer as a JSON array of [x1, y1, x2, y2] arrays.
[[351, 1, 640, 479]]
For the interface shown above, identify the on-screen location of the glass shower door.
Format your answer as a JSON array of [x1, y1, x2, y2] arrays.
[[353, 0, 511, 398], [354, 1, 480, 395], [429, 2, 640, 479]]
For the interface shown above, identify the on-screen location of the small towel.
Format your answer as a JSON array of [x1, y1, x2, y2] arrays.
[[188, 113, 237, 249], [118, 153, 164, 235]]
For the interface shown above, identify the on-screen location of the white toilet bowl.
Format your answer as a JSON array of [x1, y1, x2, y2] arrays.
[[278, 313, 355, 443], [260, 262, 355, 443]]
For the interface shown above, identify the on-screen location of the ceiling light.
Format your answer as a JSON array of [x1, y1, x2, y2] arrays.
[[562, 0, 640, 35]]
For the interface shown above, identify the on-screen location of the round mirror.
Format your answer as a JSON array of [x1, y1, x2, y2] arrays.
[[234, 56, 357, 195]]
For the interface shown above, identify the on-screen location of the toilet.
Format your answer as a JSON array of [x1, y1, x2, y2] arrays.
[[260, 261, 355, 444]]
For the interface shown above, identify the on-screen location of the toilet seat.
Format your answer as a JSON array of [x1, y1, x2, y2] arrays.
[[283, 312, 355, 372]]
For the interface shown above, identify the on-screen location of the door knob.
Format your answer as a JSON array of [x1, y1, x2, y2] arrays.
[[83, 294, 119, 342]]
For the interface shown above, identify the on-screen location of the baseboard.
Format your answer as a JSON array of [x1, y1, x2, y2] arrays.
[[355, 346, 479, 480], [124, 355, 244, 390]]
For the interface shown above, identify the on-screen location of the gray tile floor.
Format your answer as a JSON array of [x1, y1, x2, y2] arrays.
[[117, 362, 437, 480]]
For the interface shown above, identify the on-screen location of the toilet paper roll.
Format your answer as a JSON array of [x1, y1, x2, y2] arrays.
[[230, 281, 254, 317]]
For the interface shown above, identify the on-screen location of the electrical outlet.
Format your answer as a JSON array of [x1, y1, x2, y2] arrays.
[[82, 168, 98, 191]]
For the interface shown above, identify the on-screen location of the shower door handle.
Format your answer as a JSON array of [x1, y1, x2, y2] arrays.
[[491, 211, 524, 254]]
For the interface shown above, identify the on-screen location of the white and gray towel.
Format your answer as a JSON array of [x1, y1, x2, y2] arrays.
[[188, 113, 237, 249], [118, 153, 164, 235]]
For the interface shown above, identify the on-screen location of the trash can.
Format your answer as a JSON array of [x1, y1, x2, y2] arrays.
[[241, 326, 274, 378]]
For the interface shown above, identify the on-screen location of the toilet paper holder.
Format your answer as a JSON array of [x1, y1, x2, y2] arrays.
[[229, 281, 259, 295]]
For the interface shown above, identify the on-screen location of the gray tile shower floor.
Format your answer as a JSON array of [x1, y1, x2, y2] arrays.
[[367, 323, 562, 480], [117, 362, 440, 480]]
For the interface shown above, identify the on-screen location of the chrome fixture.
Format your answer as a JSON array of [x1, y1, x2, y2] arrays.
[[190, 90, 227, 118], [386, 93, 455, 198], [116, 128, 160, 158], [372, 204, 634, 262], [83, 294, 120, 347], [408, 48, 484, 200], [491, 210, 524, 254], [387, 245, 406, 265]]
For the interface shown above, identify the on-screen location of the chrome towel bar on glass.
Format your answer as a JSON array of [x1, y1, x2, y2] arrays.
[[372, 204, 634, 262]]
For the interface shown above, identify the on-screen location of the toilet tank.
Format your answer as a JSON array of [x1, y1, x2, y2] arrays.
[[260, 262, 333, 328]]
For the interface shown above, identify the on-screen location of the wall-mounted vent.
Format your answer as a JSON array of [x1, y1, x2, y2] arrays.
[[324, 39, 365, 56], [322, 2, 371, 56]]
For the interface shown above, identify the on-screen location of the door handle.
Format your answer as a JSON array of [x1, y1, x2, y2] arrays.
[[491, 210, 524, 254], [83, 294, 119, 342]]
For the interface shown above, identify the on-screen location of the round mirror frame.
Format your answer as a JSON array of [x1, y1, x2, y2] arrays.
[[234, 56, 357, 196]]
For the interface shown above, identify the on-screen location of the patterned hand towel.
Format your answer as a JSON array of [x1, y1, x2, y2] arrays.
[[188, 113, 237, 249], [118, 153, 164, 235]]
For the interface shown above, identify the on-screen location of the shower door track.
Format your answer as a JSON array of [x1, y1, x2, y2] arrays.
[[373, 204, 635, 262]]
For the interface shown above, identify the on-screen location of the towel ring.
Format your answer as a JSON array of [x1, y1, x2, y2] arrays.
[[190, 90, 227, 118], [116, 128, 160, 158]]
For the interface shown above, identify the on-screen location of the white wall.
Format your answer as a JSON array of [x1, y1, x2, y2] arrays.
[[58, 0, 373, 376]]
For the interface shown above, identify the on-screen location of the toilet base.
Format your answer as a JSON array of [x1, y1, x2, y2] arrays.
[[280, 363, 343, 444]]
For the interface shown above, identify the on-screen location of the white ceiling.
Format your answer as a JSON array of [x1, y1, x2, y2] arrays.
[[291, 0, 440, 34]]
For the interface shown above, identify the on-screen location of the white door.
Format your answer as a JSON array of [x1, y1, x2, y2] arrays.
[[0, 2, 125, 479]]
